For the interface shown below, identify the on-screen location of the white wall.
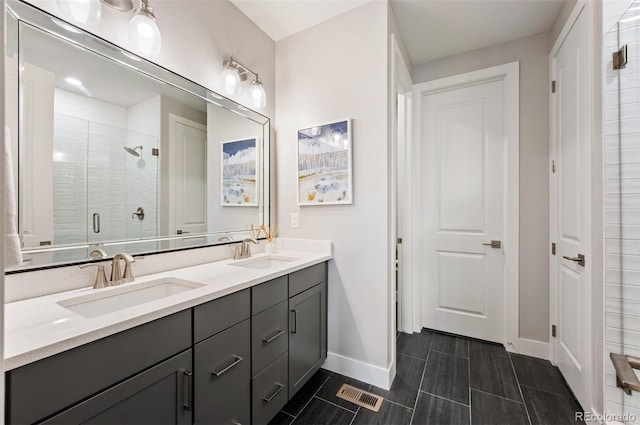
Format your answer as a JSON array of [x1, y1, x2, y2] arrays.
[[275, 1, 393, 386], [412, 32, 552, 344]]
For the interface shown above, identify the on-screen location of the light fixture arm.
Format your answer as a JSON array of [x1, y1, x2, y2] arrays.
[[224, 57, 260, 83]]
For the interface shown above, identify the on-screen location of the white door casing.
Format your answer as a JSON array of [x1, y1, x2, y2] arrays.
[[414, 62, 519, 347], [169, 114, 207, 236], [550, 0, 592, 409]]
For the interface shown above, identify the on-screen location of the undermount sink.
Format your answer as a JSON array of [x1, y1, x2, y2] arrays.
[[58, 278, 205, 318], [230, 255, 299, 270]]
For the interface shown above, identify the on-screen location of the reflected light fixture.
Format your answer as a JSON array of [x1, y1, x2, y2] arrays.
[[56, 0, 162, 55], [222, 57, 267, 109]]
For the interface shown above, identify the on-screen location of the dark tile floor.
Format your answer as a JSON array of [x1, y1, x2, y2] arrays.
[[269, 329, 585, 425]]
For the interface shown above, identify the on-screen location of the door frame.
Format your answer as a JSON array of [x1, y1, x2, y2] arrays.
[[168, 113, 208, 236], [412, 62, 520, 350]]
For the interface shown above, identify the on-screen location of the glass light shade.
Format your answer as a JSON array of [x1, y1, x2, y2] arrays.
[[128, 12, 162, 55], [250, 80, 267, 108], [222, 66, 242, 96], [56, 0, 101, 25]]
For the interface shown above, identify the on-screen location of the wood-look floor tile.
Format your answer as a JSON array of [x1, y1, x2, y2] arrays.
[[371, 354, 425, 408], [268, 411, 296, 425], [412, 391, 470, 425], [431, 333, 469, 358], [470, 390, 529, 425], [469, 339, 509, 357], [510, 353, 574, 399], [397, 330, 433, 360], [351, 400, 413, 425], [470, 350, 521, 401], [421, 351, 469, 405], [522, 385, 584, 424], [282, 368, 332, 416], [291, 397, 355, 425]]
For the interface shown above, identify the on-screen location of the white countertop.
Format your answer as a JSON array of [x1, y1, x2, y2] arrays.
[[5, 242, 331, 371]]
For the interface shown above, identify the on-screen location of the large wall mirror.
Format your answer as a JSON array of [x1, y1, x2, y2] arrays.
[[5, 0, 270, 272]]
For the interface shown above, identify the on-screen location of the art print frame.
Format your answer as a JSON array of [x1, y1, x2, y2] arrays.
[[221, 137, 259, 207], [297, 119, 353, 206]]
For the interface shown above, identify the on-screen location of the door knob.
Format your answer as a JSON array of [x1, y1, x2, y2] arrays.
[[482, 240, 501, 248], [562, 253, 585, 267]]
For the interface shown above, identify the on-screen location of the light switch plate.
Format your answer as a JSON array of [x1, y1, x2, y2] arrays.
[[291, 213, 299, 228]]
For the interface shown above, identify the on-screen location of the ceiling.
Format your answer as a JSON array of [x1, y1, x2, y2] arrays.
[[230, 0, 566, 66]]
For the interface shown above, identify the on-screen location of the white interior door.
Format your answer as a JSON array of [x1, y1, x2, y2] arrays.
[[551, 2, 591, 409], [171, 117, 207, 236], [420, 79, 507, 343]]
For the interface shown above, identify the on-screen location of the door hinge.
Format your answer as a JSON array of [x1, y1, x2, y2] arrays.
[[613, 45, 628, 70], [551, 80, 557, 93], [552, 325, 557, 338], [552, 160, 556, 173], [551, 243, 556, 255], [397, 238, 403, 244], [152, 147, 159, 156]]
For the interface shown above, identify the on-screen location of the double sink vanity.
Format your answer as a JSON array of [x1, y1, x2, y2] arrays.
[[5, 242, 331, 424]]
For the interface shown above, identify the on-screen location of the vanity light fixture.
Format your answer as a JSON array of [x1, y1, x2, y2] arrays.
[[222, 57, 267, 109], [128, 0, 162, 55], [55, 0, 162, 55]]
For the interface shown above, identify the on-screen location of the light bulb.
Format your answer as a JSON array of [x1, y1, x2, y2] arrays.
[[222, 66, 241, 96], [128, 12, 161, 55], [250, 79, 266, 108], [56, 0, 102, 26]]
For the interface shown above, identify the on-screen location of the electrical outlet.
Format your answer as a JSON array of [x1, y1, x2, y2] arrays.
[[291, 213, 299, 228]]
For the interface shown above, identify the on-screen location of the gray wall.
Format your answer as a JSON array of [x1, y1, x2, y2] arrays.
[[412, 32, 552, 343]]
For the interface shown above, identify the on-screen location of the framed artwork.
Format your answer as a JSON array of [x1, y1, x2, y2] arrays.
[[221, 137, 258, 206], [297, 119, 352, 205]]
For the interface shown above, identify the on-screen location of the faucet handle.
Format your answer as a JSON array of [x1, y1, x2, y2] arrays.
[[80, 263, 109, 289]]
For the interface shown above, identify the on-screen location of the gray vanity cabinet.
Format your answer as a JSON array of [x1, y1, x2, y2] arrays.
[[193, 289, 251, 425], [40, 350, 193, 425], [288, 263, 328, 396], [5, 310, 191, 425]]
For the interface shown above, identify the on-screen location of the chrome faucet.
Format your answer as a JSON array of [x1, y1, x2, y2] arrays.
[[240, 238, 259, 259], [110, 253, 136, 285], [219, 235, 242, 260]]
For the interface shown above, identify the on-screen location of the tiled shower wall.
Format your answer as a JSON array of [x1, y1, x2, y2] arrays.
[[604, 1, 640, 422], [52, 89, 158, 249]]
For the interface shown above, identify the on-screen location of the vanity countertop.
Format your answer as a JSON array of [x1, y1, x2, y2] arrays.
[[4, 240, 332, 371]]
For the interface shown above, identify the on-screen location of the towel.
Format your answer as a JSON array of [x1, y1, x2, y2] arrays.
[[5, 126, 23, 266]]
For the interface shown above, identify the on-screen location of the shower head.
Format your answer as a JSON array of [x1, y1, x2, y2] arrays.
[[124, 145, 143, 157]]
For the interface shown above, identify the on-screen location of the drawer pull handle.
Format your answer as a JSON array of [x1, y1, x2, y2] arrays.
[[183, 370, 193, 412], [263, 330, 285, 344], [211, 355, 244, 377], [263, 383, 285, 403]]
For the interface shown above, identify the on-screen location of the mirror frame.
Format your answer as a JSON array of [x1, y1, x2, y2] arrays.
[[5, 0, 271, 273]]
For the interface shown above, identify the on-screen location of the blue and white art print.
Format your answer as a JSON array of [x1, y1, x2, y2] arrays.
[[221, 138, 258, 206], [298, 119, 352, 205]]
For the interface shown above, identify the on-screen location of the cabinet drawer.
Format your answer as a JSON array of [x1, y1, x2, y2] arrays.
[[194, 288, 250, 342], [6, 310, 191, 425], [289, 262, 326, 297], [252, 275, 288, 314], [40, 350, 192, 425], [252, 301, 288, 375], [252, 353, 288, 425], [195, 382, 250, 425], [195, 319, 250, 411]]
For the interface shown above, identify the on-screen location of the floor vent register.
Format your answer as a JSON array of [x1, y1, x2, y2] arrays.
[[336, 384, 383, 412]]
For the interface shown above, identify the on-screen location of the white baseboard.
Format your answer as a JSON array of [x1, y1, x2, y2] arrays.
[[517, 338, 549, 360], [323, 351, 392, 390]]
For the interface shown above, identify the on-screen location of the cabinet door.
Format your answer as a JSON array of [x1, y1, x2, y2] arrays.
[[40, 350, 193, 425], [288, 282, 327, 397]]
